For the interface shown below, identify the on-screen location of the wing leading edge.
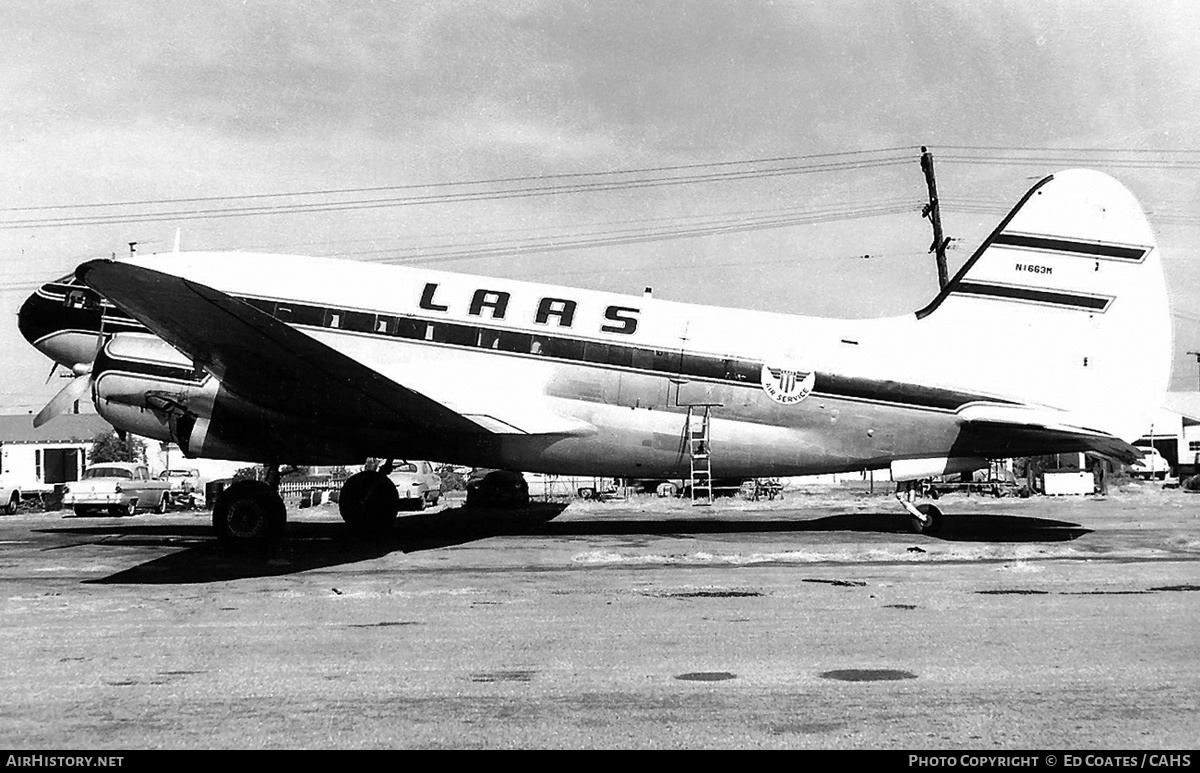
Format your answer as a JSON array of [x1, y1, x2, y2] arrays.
[[76, 259, 592, 438]]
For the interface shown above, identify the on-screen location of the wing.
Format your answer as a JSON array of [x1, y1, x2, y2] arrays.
[[956, 403, 1142, 463], [77, 259, 592, 437]]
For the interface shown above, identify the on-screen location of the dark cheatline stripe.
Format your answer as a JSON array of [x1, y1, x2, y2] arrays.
[[815, 373, 989, 411], [954, 281, 1111, 311], [993, 233, 1147, 262]]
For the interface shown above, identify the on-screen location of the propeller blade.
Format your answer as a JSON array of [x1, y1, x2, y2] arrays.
[[33, 373, 91, 429]]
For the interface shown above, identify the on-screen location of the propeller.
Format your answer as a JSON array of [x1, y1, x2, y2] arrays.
[[33, 373, 91, 428], [32, 297, 109, 428]]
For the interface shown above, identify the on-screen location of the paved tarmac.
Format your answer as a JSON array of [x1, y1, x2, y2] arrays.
[[0, 483, 1197, 749]]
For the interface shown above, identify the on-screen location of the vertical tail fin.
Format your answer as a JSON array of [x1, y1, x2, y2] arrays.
[[917, 170, 1172, 442]]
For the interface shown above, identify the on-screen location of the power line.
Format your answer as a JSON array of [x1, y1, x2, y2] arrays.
[[0, 156, 915, 229], [936, 144, 1200, 154], [941, 155, 1200, 170], [0, 197, 922, 290], [0, 147, 916, 217], [365, 201, 921, 266]]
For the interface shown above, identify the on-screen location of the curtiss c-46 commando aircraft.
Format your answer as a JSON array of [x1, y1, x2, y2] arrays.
[[18, 170, 1171, 547]]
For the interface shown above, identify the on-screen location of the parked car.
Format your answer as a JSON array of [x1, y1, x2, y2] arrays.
[[523, 473, 616, 499], [1129, 447, 1171, 480], [158, 468, 205, 508], [0, 475, 19, 514], [64, 462, 171, 516], [387, 460, 443, 510], [465, 469, 529, 508]]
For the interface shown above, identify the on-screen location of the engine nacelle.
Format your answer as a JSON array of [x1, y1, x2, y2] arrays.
[[93, 333, 214, 445], [93, 332, 365, 464]]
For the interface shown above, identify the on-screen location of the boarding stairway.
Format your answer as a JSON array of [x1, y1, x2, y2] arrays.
[[686, 405, 713, 506]]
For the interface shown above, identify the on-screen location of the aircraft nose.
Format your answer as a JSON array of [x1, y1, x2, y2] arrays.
[[17, 279, 104, 367], [17, 287, 62, 348]]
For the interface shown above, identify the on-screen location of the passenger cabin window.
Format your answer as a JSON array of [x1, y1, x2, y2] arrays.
[[478, 330, 501, 349], [291, 305, 324, 326], [496, 331, 531, 353], [606, 346, 633, 368], [682, 353, 724, 380], [444, 325, 478, 347], [344, 311, 375, 333], [545, 338, 584, 361], [395, 318, 426, 340]]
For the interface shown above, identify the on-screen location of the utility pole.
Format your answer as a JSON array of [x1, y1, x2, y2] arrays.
[[920, 146, 950, 289]]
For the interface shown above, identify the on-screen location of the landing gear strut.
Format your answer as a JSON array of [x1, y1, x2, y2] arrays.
[[213, 466, 287, 550], [895, 482, 943, 535]]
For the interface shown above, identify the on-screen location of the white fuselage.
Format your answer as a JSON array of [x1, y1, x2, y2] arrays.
[[96, 251, 1003, 478]]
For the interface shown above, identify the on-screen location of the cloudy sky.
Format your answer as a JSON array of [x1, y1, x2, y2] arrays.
[[4, 0, 1200, 413]]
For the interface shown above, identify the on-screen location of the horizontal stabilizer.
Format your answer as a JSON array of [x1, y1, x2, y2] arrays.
[[957, 403, 1140, 463]]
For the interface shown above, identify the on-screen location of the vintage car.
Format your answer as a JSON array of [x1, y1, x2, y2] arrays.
[[0, 475, 19, 515], [386, 460, 443, 510], [465, 468, 530, 509], [64, 462, 171, 516], [159, 468, 205, 507], [1128, 447, 1171, 480]]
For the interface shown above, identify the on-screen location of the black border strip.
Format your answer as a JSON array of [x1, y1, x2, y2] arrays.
[[992, 233, 1148, 262], [953, 281, 1112, 311]]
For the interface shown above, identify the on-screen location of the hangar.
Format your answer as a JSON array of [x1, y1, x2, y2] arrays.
[[0, 413, 112, 498], [1136, 392, 1200, 478]]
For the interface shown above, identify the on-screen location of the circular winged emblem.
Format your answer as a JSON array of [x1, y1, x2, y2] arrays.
[[760, 364, 816, 405]]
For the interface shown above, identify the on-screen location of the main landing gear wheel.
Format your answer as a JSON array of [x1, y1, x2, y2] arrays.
[[895, 489, 944, 536], [339, 471, 399, 534], [910, 503, 943, 535], [213, 480, 286, 549]]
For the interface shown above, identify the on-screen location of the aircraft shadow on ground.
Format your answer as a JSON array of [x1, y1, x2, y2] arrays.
[[42, 505, 1089, 584]]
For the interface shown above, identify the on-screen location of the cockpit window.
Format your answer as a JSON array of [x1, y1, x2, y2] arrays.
[[65, 289, 98, 310]]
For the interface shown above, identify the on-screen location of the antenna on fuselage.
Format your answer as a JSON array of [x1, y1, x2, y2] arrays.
[[172, 229, 181, 255], [128, 242, 138, 256]]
